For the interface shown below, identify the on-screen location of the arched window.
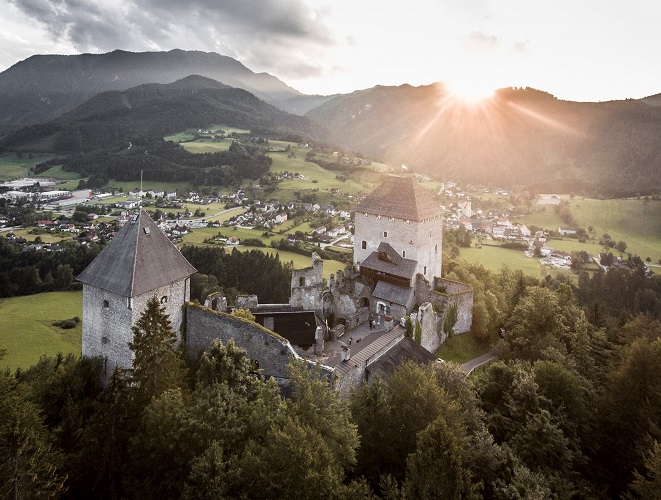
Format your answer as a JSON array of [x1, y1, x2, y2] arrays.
[[361, 240, 367, 250], [402, 250, 406, 257], [424, 266, 427, 275], [383, 231, 388, 238], [435, 244, 438, 253], [103, 299, 109, 308], [160, 296, 168, 304]]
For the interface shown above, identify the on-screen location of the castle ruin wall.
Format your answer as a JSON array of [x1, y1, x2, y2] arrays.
[[186, 304, 297, 381]]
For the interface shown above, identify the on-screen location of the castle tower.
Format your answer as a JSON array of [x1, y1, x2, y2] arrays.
[[77, 209, 196, 381], [289, 252, 324, 315], [353, 177, 444, 280]]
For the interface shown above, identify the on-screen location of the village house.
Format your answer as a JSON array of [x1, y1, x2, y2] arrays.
[[558, 227, 577, 236]]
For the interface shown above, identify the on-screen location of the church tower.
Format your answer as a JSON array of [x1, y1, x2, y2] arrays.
[[353, 176, 444, 280], [77, 209, 196, 381]]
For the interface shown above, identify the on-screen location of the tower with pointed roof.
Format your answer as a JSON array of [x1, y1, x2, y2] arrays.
[[353, 176, 444, 281], [77, 209, 196, 381]]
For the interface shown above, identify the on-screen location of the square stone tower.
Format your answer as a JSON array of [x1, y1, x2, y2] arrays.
[[353, 176, 444, 280], [77, 209, 196, 381]]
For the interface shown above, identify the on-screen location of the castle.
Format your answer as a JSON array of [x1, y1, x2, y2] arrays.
[[78, 177, 473, 391]]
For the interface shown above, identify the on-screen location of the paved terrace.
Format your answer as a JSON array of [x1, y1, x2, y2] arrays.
[[321, 314, 390, 363]]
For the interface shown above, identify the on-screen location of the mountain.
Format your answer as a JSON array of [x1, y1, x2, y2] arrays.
[[307, 84, 661, 195], [0, 49, 331, 134], [0, 75, 327, 153]]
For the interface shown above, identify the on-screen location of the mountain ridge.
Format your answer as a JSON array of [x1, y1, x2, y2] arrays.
[[0, 49, 331, 134], [307, 84, 661, 195], [0, 75, 327, 153]]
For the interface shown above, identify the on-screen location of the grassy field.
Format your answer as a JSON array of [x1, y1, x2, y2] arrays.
[[0, 291, 83, 372], [177, 139, 233, 153], [39, 164, 80, 180], [164, 125, 249, 143], [435, 332, 491, 363], [521, 210, 564, 229], [0, 153, 55, 180], [569, 198, 661, 262], [106, 180, 194, 194], [457, 245, 549, 276], [3, 228, 74, 244]]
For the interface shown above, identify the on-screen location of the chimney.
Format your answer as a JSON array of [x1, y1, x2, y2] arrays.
[[341, 344, 351, 362]]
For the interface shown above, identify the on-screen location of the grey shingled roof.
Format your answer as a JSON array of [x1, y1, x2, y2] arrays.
[[377, 241, 402, 265], [372, 281, 414, 307], [77, 209, 197, 297], [332, 327, 405, 375], [367, 336, 437, 378], [355, 176, 443, 221], [360, 243, 417, 280]]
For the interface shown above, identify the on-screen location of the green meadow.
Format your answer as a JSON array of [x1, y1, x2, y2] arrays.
[[517, 197, 661, 263], [164, 124, 250, 143], [457, 245, 547, 276], [0, 291, 83, 371], [0, 152, 55, 180], [39, 164, 80, 180], [569, 197, 661, 262]]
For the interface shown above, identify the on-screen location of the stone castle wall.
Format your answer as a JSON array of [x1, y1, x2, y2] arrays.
[[414, 275, 473, 335], [417, 302, 445, 353], [186, 304, 298, 381], [82, 284, 134, 379], [289, 254, 324, 313], [82, 278, 189, 382]]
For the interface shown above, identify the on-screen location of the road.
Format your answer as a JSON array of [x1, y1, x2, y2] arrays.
[[461, 352, 497, 375]]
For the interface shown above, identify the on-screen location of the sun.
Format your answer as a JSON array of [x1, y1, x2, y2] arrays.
[[445, 77, 496, 104]]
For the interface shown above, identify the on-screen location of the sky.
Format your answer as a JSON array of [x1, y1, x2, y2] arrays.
[[1, 0, 660, 102]]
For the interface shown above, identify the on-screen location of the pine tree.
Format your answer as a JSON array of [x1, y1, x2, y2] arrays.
[[129, 296, 186, 403]]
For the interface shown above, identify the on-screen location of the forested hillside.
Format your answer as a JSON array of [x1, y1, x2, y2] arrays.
[[0, 75, 331, 187], [308, 85, 661, 196], [0, 75, 326, 153], [2, 261, 660, 498], [0, 49, 329, 133]]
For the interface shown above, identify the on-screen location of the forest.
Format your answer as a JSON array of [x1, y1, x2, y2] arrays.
[[33, 139, 272, 189], [1, 259, 661, 499], [0, 236, 100, 297], [0, 237, 293, 303], [182, 245, 293, 305]]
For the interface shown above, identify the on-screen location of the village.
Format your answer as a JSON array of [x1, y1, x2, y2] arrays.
[[0, 174, 653, 278]]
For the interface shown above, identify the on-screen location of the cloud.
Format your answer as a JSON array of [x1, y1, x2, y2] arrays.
[[8, 0, 335, 78], [458, 31, 501, 52], [510, 40, 529, 54]]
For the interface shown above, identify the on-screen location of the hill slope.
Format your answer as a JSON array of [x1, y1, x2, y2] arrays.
[[0, 75, 326, 153], [0, 49, 330, 134], [307, 84, 661, 195]]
